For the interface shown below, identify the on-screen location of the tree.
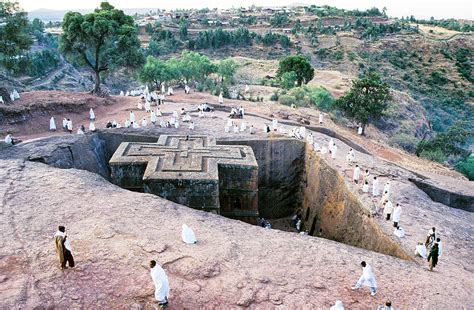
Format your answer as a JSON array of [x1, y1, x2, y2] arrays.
[[179, 17, 188, 40], [0, 1, 32, 71], [335, 72, 391, 135], [138, 56, 175, 90], [217, 59, 237, 83], [178, 50, 216, 83], [277, 55, 314, 87], [281, 71, 297, 89], [60, 2, 144, 94]]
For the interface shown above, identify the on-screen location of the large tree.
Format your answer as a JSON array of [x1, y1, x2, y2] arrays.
[[277, 55, 314, 87], [335, 72, 391, 135], [0, 1, 32, 71], [59, 2, 144, 94], [138, 56, 180, 90]]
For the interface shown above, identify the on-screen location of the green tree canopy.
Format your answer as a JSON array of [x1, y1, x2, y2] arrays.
[[0, 1, 32, 71], [217, 59, 237, 83], [138, 56, 179, 89], [277, 55, 314, 87], [59, 2, 144, 94], [335, 72, 391, 134]]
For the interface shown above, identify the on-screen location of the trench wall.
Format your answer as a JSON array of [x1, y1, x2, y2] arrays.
[[302, 148, 410, 259], [218, 138, 305, 219]]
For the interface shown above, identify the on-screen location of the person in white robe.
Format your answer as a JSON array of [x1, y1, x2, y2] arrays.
[[436, 238, 443, 258], [392, 203, 402, 227], [62, 118, 68, 130], [383, 181, 391, 196], [125, 91, 130, 96], [330, 300, 344, 310], [130, 111, 136, 123], [363, 180, 369, 193], [145, 101, 151, 112], [239, 106, 245, 117], [319, 112, 324, 124], [358, 126, 363, 135], [299, 127, 306, 139], [161, 83, 165, 94], [313, 142, 321, 152], [89, 121, 96, 132], [137, 100, 143, 110], [383, 200, 393, 221], [50, 117, 56, 131], [77, 127, 85, 135], [199, 110, 204, 118], [363, 170, 370, 184], [156, 108, 162, 117], [159, 119, 165, 127], [181, 224, 197, 244], [185, 85, 190, 94], [174, 121, 180, 129], [67, 119, 73, 133], [189, 122, 195, 130], [328, 138, 335, 153], [167, 87, 174, 96], [151, 111, 157, 124], [331, 144, 338, 159], [170, 116, 176, 126], [218, 93, 224, 104], [173, 110, 179, 118], [346, 149, 355, 165], [13, 89, 20, 99], [306, 133, 314, 145], [244, 84, 250, 93], [372, 177, 380, 197], [112, 120, 118, 127], [321, 146, 328, 154], [10, 92, 15, 102], [120, 91, 124, 96], [0, 96, 3, 103], [233, 125, 239, 133], [149, 260, 170, 307], [132, 122, 139, 128], [89, 108, 95, 121], [125, 119, 131, 128], [250, 125, 255, 135], [240, 122, 247, 132], [4, 134, 13, 145], [225, 125, 230, 133], [394, 226, 405, 238], [352, 261, 377, 296], [141, 118, 148, 127], [183, 114, 191, 122], [415, 242, 427, 259], [272, 118, 278, 131], [353, 165, 361, 184]]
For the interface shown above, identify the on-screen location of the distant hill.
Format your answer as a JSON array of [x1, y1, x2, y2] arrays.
[[28, 8, 159, 22]]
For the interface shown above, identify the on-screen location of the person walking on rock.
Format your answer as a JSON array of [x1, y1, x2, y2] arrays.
[[54, 225, 75, 269], [150, 260, 170, 308], [352, 261, 377, 296], [428, 243, 440, 271]]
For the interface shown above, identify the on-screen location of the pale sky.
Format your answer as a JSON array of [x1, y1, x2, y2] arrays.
[[18, 0, 474, 20]]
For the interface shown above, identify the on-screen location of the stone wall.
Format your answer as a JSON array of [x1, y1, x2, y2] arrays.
[[301, 148, 410, 259], [218, 138, 305, 219]]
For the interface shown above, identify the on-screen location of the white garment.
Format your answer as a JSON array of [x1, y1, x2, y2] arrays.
[[384, 182, 391, 196], [383, 201, 393, 215], [219, 93, 224, 104], [89, 108, 95, 120], [145, 101, 151, 112], [199, 110, 204, 118], [67, 120, 73, 131], [437, 241, 443, 257], [372, 179, 380, 196], [132, 122, 139, 128], [331, 145, 337, 159], [182, 224, 197, 244], [0, 96, 3, 103], [174, 121, 180, 129], [299, 127, 306, 139], [363, 183, 369, 193], [394, 227, 405, 238], [13, 89, 20, 99], [54, 230, 72, 252], [319, 112, 324, 124], [328, 138, 335, 152], [415, 244, 427, 259], [137, 101, 143, 110], [393, 205, 402, 222], [156, 109, 162, 117], [125, 120, 131, 128], [10, 93, 15, 102], [321, 146, 328, 154], [240, 122, 247, 131], [130, 112, 136, 123], [244, 84, 250, 93], [189, 122, 195, 130], [50, 117, 56, 130], [353, 167, 361, 181], [141, 119, 148, 127], [77, 128, 84, 135], [167, 87, 174, 96], [306, 133, 314, 145], [358, 126, 363, 135], [151, 112, 157, 123], [62, 118, 67, 129], [89, 122, 96, 131], [357, 264, 377, 288], [120, 91, 124, 96], [4, 134, 13, 145], [150, 265, 170, 303], [330, 300, 344, 310], [272, 119, 278, 131]]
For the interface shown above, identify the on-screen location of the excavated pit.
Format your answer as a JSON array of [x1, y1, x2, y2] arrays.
[[3, 131, 409, 259]]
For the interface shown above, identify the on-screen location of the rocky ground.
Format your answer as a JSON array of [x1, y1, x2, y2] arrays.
[[0, 89, 473, 308]]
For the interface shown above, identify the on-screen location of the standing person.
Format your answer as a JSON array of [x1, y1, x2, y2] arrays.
[[353, 165, 361, 184], [66, 119, 73, 133], [383, 199, 393, 221], [50, 117, 56, 131], [425, 227, 436, 249], [392, 203, 402, 228], [89, 108, 95, 121], [54, 226, 75, 269], [427, 243, 440, 271], [352, 261, 377, 296], [218, 92, 224, 104], [436, 238, 443, 258], [62, 118, 68, 131], [150, 260, 170, 308], [372, 177, 380, 197], [319, 112, 324, 124]]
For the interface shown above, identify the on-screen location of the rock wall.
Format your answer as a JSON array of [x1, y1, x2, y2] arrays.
[[302, 148, 410, 259], [218, 138, 305, 218]]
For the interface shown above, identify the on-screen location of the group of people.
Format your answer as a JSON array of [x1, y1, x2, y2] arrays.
[[0, 89, 20, 103], [54, 223, 200, 307], [49, 108, 97, 135]]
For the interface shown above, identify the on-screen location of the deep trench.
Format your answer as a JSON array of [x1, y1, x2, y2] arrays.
[[18, 131, 410, 259]]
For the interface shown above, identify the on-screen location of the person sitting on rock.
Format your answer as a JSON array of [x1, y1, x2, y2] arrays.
[[415, 242, 427, 259], [150, 260, 170, 308], [4, 133, 19, 145]]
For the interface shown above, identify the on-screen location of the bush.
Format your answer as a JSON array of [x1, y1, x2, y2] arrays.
[[309, 87, 334, 111], [455, 155, 474, 180], [279, 94, 296, 106], [388, 133, 419, 153], [420, 149, 447, 163]]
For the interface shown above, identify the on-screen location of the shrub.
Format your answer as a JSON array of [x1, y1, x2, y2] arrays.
[[455, 155, 474, 180], [389, 133, 419, 153], [420, 149, 447, 163], [279, 94, 296, 106], [309, 87, 334, 111]]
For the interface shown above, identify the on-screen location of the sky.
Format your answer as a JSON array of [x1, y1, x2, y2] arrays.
[[17, 0, 474, 20]]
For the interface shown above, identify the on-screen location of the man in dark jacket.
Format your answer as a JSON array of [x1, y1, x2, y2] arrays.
[[427, 242, 439, 271]]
